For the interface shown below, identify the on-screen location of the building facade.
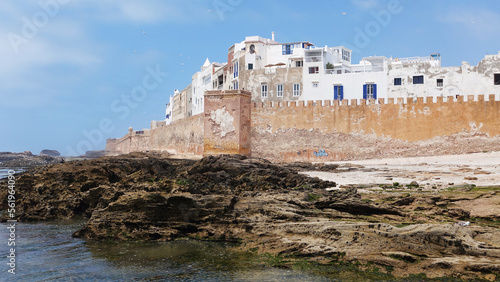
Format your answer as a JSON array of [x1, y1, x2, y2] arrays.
[[165, 34, 500, 123]]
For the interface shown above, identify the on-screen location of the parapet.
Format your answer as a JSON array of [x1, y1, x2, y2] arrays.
[[205, 90, 252, 97], [252, 94, 499, 109]]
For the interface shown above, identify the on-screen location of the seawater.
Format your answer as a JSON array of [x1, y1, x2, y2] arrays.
[[0, 170, 335, 281], [0, 170, 409, 281], [0, 221, 342, 281]]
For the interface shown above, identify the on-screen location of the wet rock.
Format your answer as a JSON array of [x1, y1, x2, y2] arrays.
[[392, 197, 416, 206], [1, 152, 499, 279], [448, 208, 471, 220]]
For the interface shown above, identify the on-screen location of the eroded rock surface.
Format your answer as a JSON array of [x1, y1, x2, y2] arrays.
[[1, 153, 499, 279]]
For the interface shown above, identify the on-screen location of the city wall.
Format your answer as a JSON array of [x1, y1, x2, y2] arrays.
[[107, 92, 500, 162], [106, 114, 204, 156], [149, 114, 204, 155], [251, 94, 500, 162]]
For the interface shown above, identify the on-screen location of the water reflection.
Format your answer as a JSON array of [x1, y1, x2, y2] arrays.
[[0, 221, 336, 281]]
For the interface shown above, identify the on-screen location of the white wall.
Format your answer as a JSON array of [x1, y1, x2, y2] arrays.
[[387, 53, 500, 99], [303, 71, 388, 101]]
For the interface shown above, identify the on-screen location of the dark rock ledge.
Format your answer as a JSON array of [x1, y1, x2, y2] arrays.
[[1, 153, 499, 280]]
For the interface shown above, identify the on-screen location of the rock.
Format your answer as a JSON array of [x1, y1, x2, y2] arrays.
[[382, 251, 418, 263], [392, 197, 416, 206], [0, 151, 61, 168], [447, 208, 471, 220], [408, 181, 419, 187], [81, 150, 110, 158], [39, 150, 61, 157], [1, 152, 499, 280], [284, 162, 339, 172], [464, 176, 478, 181]]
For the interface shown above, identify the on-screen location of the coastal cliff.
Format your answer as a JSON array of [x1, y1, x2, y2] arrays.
[[1, 153, 499, 280]]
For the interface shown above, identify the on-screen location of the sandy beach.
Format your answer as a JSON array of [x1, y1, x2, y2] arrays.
[[304, 151, 500, 189]]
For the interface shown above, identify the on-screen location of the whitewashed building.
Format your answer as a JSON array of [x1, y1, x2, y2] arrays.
[[191, 58, 226, 116], [164, 34, 500, 123]]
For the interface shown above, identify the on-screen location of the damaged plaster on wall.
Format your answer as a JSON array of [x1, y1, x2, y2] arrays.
[[210, 106, 235, 137]]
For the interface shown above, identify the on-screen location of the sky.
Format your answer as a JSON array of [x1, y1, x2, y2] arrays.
[[1, 0, 500, 156]]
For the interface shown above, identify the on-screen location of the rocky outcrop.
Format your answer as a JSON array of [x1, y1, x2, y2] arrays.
[[39, 149, 61, 157], [0, 151, 62, 168], [1, 153, 499, 280]]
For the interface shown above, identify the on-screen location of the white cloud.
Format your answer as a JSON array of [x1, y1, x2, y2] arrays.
[[0, 3, 102, 109]]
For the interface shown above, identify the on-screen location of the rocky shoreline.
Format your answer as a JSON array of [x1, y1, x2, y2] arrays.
[[0, 151, 63, 168], [1, 153, 499, 280]]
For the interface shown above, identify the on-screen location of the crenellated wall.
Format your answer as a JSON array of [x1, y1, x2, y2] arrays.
[[251, 94, 500, 162], [252, 94, 500, 141], [107, 92, 500, 162], [107, 115, 204, 157], [150, 114, 203, 155]]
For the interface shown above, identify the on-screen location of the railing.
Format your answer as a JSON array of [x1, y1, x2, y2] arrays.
[[305, 56, 322, 63], [265, 68, 276, 74], [394, 56, 431, 63], [325, 65, 384, 74]]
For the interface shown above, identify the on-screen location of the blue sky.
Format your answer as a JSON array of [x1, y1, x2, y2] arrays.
[[1, 0, 500, 155]]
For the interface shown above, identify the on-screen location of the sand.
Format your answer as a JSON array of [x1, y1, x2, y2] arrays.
[[304, 151, 500, 189]]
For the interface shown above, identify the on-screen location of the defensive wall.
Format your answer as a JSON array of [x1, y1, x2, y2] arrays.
[[106, 91, 500, 162], [250, 94, 500, 162], [106, 114, 204, 156]]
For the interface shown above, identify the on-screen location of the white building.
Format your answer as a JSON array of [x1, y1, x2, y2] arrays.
[[164, 34, 500, 123], [165, 92, 175, 125], [191, 58, 226, 116]]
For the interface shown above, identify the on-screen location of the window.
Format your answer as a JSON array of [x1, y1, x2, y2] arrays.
[[495, 74, 500, 85], [233, 61, 239, 78], [282, 44, 293, 55], [233, 81, 239, 90], [363, 83, 377, 99], [203, 75, 210, 85], [394, 78, 402, 85], [248, 63, 253, 70], [277, 84, 283, 97], [437, 79, 444, 87], [261, 84, 268, 98], [309, 67, 319, 74], [296, 61, 303, 67], [413, 75, 424, 84], [293, 83, 300, 97], [334, 85, 344, 100], [312, 82, 319, 88], [342, 49, 350, 62], [249, 44, 255, 54]]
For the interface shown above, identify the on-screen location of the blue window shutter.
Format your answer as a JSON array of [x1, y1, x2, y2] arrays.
[[363, 84, 367, 100], [334, 86, 338, 100], [373, 84, 377, 99], [340, 86, 344, 100]]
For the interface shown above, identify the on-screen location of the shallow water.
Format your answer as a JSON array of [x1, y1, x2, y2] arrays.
[[0, 220, 342, 281], [0, 169, 441, 281]]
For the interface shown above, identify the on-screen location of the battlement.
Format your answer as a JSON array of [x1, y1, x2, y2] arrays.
[[253, 94, 500, 109], [205, 90, 252, 97], [252, 93, 500, 144]]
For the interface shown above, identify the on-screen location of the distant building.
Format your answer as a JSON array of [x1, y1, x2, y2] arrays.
[[165, 33, 500, 122]]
